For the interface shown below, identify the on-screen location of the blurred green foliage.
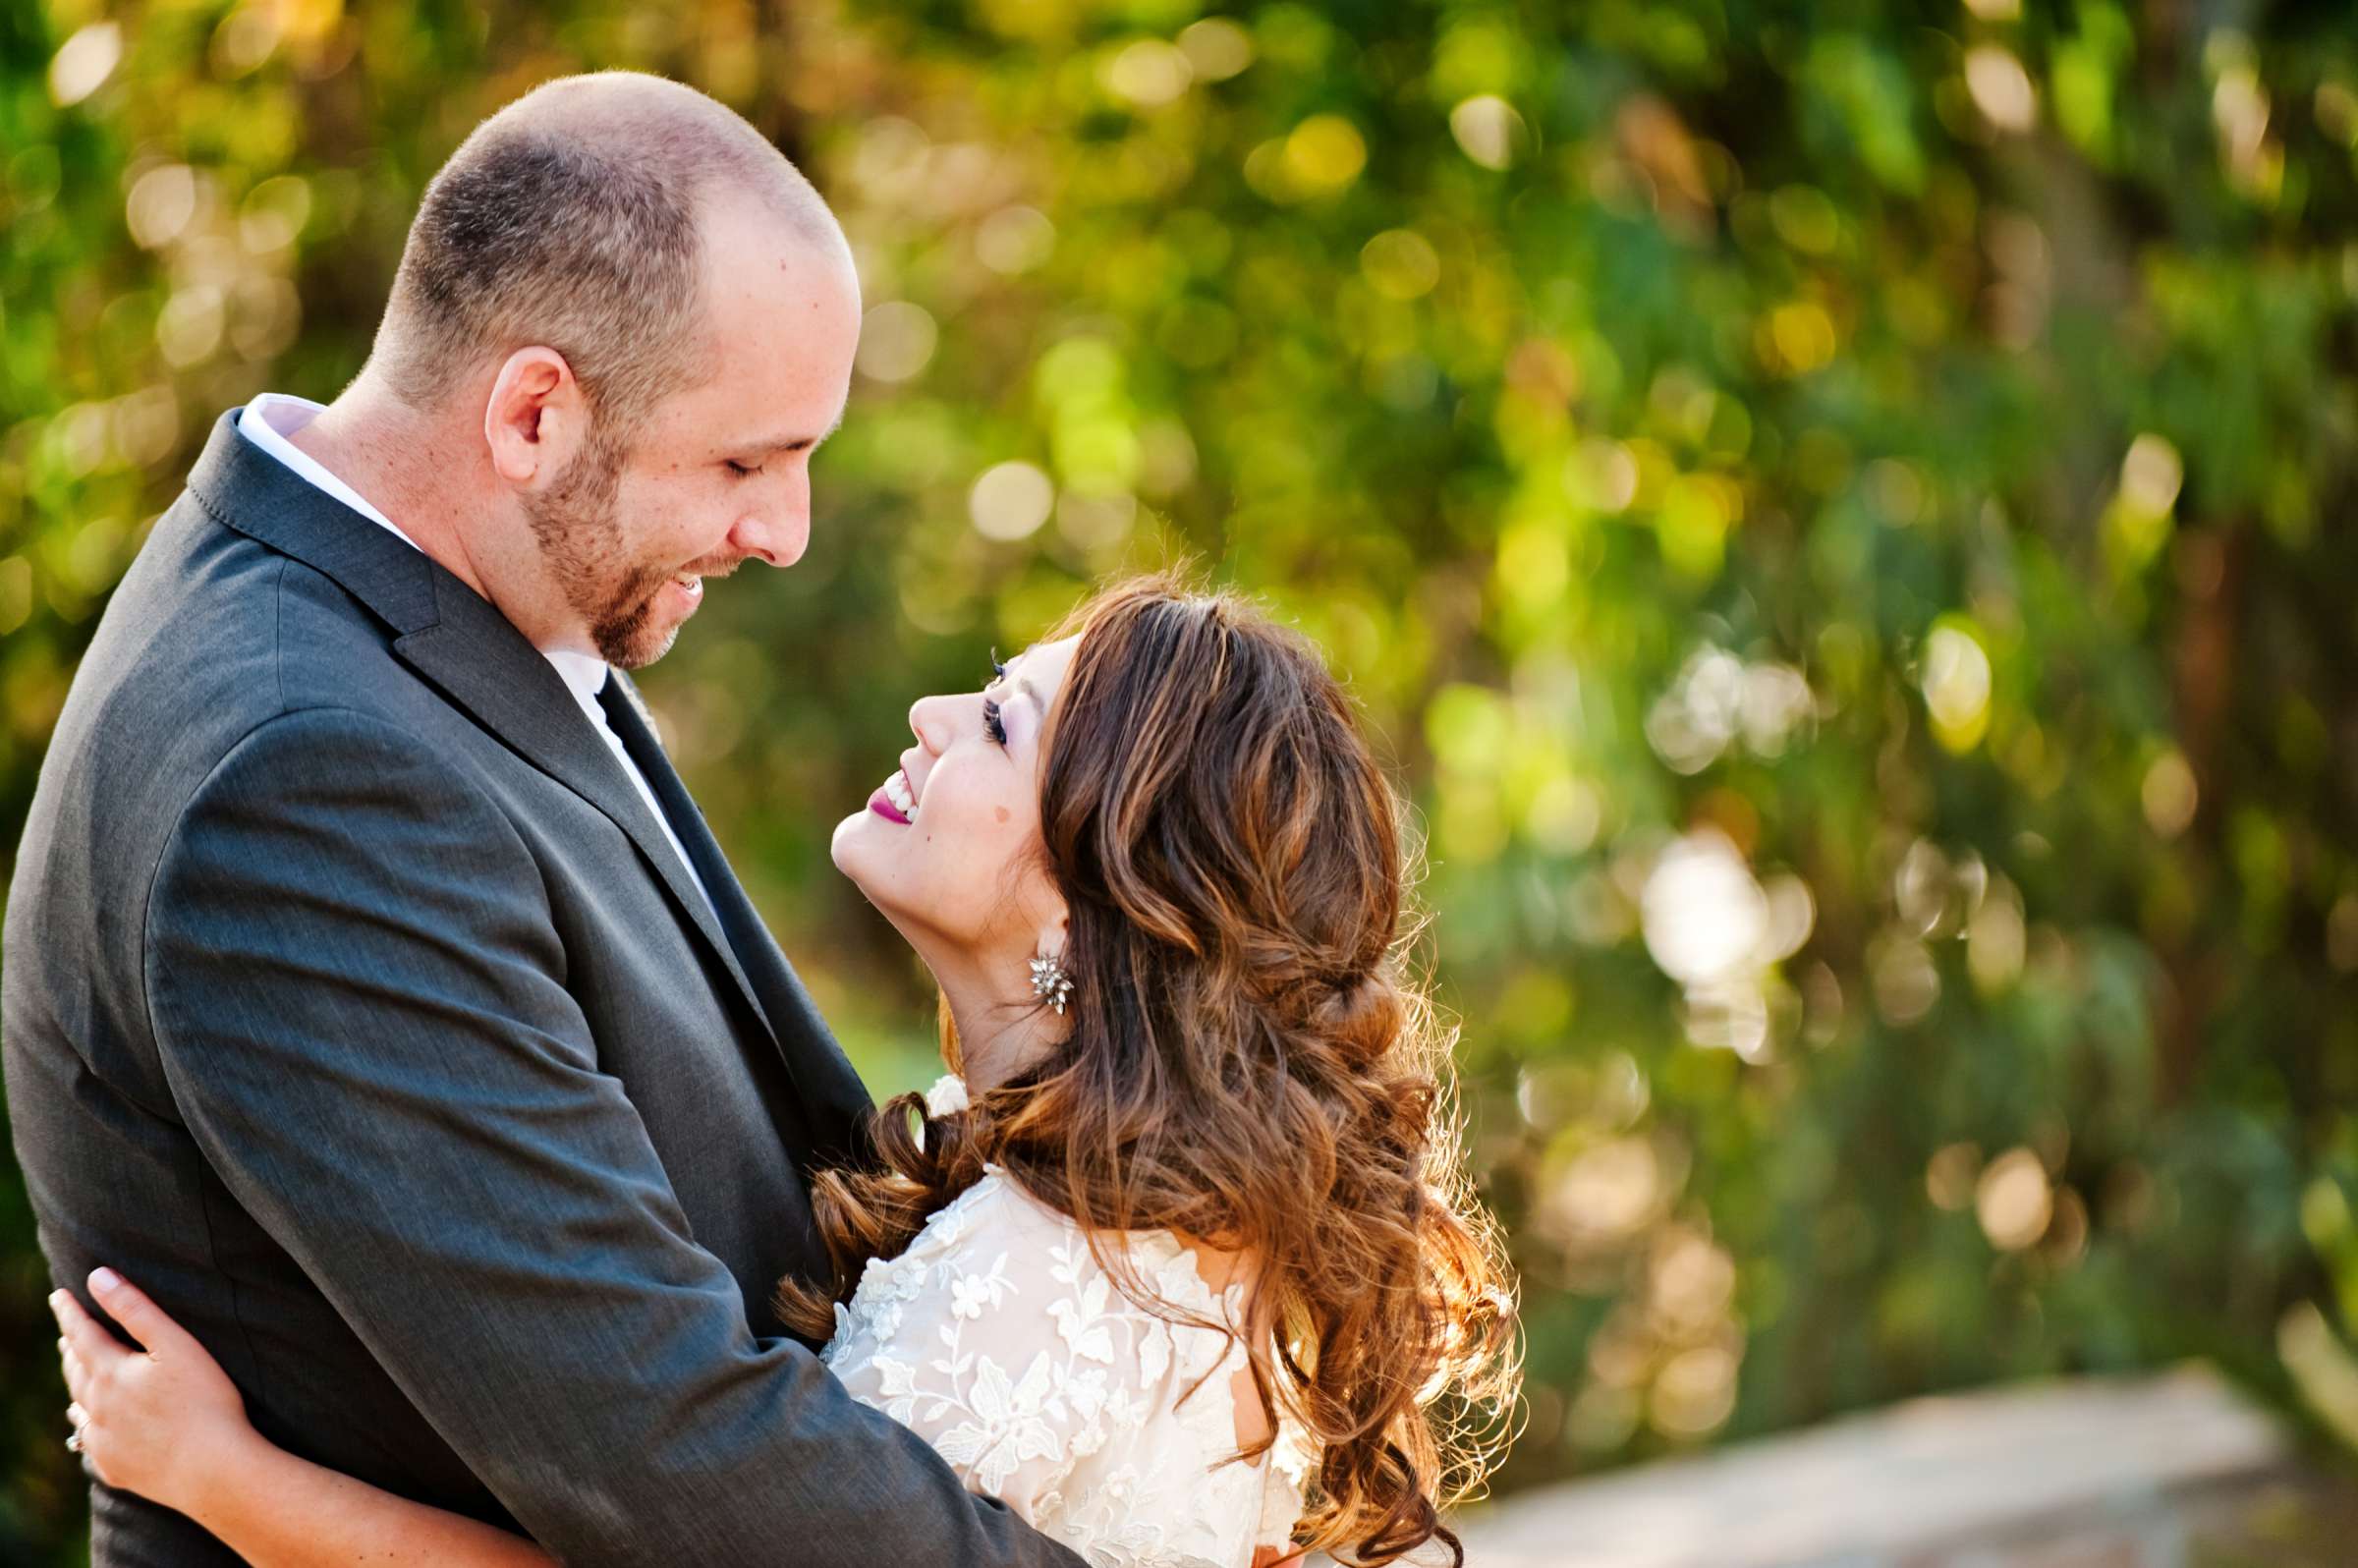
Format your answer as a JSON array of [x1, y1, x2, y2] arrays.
[[13, 0, 2358, 1558]]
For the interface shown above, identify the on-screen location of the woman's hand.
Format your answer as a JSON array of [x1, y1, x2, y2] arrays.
[[50, 1267, 262, 1515], [50, 1267, 555, 1568]]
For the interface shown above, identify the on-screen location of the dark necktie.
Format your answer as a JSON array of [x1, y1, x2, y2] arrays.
[[595, 672, 879, 1167], [596, 675, 766, 1014]]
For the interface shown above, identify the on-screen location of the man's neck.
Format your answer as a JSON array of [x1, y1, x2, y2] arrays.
[[284, 381, 597, 660], [285, 382, 493, 604]]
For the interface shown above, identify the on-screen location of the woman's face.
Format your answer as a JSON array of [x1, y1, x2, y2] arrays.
[[831, 636, 1081, 962]]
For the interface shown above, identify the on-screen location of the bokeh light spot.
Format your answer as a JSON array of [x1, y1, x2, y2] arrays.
[[1976, 1148, 2054, 1251], [1360, 228, 1440, 300], [2142, 750, 2200, 838], [975, 206, 1055, 274], [857, 302, 938, 383], [1450, 95, 1526, 170], [968, 461, 1054, 540], [1284, 115, 1368, 195], [1102, 40, 1193, 107], [126, 165, 199, 251], [1177, 18, 1254, 82], [1966, 46, 2038, 133], [48, 22, 122, 107], [1921, 622, 1993, 752]]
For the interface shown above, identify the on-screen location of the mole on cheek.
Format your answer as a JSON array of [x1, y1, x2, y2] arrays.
[[994, 807, 1010, 823]]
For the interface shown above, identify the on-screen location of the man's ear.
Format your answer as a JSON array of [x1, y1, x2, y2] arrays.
[[482, 347, 585, 488]]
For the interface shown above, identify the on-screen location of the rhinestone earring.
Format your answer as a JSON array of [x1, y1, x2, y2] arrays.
[[1029, 951, 1075, 1016]]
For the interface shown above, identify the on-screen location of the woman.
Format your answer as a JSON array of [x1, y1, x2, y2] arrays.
[[49, 576, 1519, 1567]]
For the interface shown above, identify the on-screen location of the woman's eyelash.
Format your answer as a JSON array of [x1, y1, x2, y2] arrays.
[[982, 649, 1010, 744], [724, 460, 761, 477]]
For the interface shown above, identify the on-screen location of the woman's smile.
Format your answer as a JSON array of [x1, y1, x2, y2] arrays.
[[869, 767, 919, 825]]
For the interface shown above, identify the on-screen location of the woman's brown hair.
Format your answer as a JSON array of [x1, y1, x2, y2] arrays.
[[777, 574, 1519, 1563]]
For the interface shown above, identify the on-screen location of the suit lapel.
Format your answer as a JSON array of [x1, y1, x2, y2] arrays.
[[600, 674, 875, 1166], [188, 409, 779, 1053], [389, 610, 775, 1045]]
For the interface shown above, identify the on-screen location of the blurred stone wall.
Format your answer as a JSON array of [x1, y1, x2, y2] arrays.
[[1430, 1369, 2352, 1568]]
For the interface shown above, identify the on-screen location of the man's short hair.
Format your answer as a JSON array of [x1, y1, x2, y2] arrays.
[[371, 73, 840, 425]]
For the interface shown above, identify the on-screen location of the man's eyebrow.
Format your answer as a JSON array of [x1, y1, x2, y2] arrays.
[[745, 410, 847, 454]]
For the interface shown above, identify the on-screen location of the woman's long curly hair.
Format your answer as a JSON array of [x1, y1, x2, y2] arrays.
[[776, 575, 1519, 1563]]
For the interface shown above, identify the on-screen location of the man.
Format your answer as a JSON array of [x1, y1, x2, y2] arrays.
[[3, 72, 1083, 1567]]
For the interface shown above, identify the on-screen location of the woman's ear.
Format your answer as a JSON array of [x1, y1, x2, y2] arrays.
[[1030, 901, 1075, 1016], [1036, 902, 1070, 965]]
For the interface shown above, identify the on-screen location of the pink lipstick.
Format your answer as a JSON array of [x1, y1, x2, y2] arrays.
[[868, 769, 915, 825]]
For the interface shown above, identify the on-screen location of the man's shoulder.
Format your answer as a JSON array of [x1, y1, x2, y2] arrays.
[[11, 503, 464, 974], [48, 500, 457, 815]]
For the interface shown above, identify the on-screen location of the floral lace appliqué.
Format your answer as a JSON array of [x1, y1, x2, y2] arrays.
[[821, 1150, 1306, 1568]]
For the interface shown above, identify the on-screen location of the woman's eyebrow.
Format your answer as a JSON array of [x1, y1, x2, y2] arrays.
[[991, 671, 1043, 710], [994, 646, 1043, 709]]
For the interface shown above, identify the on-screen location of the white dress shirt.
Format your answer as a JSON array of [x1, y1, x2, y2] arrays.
[[236, 395, 716, 918]]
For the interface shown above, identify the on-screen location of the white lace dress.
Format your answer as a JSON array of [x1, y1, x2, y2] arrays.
[[820, 1080, 1311, 1567]]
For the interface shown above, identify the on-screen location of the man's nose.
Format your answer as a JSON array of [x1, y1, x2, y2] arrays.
[[730, 470, 811, 567]]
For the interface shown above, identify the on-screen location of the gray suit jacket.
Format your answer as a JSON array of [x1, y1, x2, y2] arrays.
[[2, 412, 1082, 1567]]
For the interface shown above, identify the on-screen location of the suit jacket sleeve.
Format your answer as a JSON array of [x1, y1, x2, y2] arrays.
[[140, 706, 1085, 1568]]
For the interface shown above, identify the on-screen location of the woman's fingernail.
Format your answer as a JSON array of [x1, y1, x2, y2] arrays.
[[88, 1268, 120, 1296]]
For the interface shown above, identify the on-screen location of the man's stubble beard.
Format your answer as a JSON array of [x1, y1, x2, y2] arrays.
[[520, 421, 676, 670]]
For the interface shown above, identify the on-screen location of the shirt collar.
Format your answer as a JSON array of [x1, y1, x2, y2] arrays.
[[238, 395, 414, 545], [543, 647, 613, 721]]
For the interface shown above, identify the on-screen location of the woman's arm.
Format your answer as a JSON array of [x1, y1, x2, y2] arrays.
[[51, 1268, 552, 1568]]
